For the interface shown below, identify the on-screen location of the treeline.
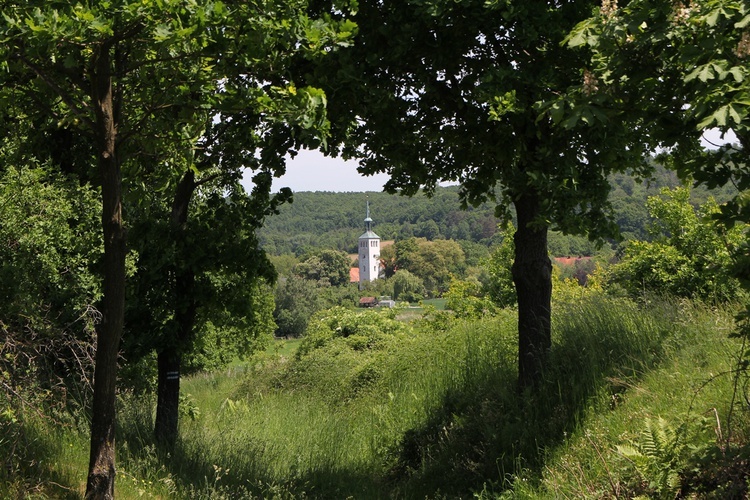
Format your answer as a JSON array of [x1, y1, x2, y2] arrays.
[[259, 186, 501, 255], [260, 164, 738, 257]]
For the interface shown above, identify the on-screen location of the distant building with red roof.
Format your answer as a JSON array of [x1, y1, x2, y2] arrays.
[[350, 267, 360, 283], [554, 256, 592, 266], [359, 297, 378, 308]]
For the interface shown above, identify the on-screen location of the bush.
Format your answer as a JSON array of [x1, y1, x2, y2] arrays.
[[392, 269, 425, 302], [296, 306, 410, 359], [611, 187, 743, 302]]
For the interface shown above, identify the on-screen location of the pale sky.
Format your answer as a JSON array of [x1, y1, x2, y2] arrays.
[[702, 128, 737, 149], [242, 149, 391, 193], [241, 129, 737, 194]]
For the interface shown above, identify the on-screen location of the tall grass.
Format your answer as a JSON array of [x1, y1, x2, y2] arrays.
[[143, 295, 714, 498], [0, 410, 88, 499], [523, 300, 743, 499], [3, 296, 741, 498], [384, 296, 688, 497]]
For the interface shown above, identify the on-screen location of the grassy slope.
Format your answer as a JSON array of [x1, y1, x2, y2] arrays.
[[514, 302, 744, 499], [150, 297, 748, 498], [2, 297, 746, 498]]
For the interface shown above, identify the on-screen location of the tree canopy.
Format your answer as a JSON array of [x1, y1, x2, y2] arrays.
[[566, 0, 750, 342], [567, 0, 750, 226], [612, 187, 742, 301]]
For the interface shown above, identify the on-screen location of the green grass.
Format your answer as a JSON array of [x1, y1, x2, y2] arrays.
[[421, 298, 447, 310], [393, 297, 448, 321], [266, 337, 302, 358], [3, 296, 747, 498], [520, 301, 744, 499], [0, 412, 88, 499], [163, 296, 746, 497]]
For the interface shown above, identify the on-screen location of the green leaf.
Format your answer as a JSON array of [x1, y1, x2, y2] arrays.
[[713, 105, 729, 127], [729, 103, 743, 124], [561, 110, 580, 129], [734, 15, 750, 29], [153, 24, 172, 41], [24, 17, 44, 32], [729, 66, 745, 82], [549, 100, 565, 125], [2, 12, 18, 27], [712, 60, 730, 80], [685, 63, 715, 83], [735, 15, 750, 28], [89, 18, 109, 33], [564, 18, 597, 48], [567, 29, 588, 48], [705, 9, 721, 27]]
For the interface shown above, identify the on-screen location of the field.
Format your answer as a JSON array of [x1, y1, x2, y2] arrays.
[[4, 295, 748, 498]]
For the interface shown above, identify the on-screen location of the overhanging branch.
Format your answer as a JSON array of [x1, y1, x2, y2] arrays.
[[16, 52, 95, 131]]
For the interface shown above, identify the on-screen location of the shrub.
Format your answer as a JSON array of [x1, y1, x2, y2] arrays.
[[611, 187, 743, 302]]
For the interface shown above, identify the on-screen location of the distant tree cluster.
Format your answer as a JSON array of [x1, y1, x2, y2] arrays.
[[269, 166, 740, 334], [260, 165, 738, 262], [273, 249, 359, 337]]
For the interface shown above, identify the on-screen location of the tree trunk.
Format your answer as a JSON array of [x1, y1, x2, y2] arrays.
[[512, 192, 552, 391], [154, 348, 181, 446], [154, 171, 197, 448], [86, 44, 124, 500]]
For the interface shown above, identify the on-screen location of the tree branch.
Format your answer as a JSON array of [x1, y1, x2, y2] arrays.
[[16, 52, 96, 131], [117, 103, 179, 145], [194, 171, 224, 188]]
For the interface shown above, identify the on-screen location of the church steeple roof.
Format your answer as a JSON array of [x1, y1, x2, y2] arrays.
[[359, 199, 379, 239]]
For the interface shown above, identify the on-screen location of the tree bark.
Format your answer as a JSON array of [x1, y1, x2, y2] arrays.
[[154, 171, 197, 448], [154, 348, 181, 446], [512, 192, 552, 391], [86, 44, 124, 500]]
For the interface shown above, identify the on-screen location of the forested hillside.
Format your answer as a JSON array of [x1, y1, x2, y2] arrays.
[[260, 165, 738, 257], [258, 186, 500, 255]]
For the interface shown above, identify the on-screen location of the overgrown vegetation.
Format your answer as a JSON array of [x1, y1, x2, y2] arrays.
[[3, 295, 746, 498], [3, 155, 749, 499]]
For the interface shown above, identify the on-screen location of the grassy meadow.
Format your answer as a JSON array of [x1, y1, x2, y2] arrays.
[[2, 295, 748, 498]]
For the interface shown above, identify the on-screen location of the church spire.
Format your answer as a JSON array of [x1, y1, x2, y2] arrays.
[[364, 198, 373, 232]]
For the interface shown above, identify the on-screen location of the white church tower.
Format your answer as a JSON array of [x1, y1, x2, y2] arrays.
[[358, 200, 381, 289]]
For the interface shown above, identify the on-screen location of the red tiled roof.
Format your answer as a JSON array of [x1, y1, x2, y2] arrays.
[[554, 256, 592, 266]]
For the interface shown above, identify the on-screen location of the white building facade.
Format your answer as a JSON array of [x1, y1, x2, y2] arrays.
[[358, 201, 380, 289]]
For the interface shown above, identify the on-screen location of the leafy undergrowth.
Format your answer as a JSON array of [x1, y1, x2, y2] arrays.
[[2, 296, 748, 498]]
